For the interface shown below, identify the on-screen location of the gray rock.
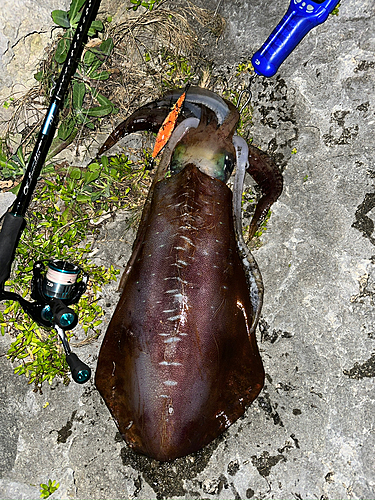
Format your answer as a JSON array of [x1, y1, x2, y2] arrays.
[[0, 0, 69, 103], [0, 192, 15, 218], [1, 0, 375, 499]]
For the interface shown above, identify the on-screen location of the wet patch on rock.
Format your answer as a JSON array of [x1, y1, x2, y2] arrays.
[[343, 354, 375, 379], [259, 318, 293, 343], [257, 391, 284, 427], [56, 410, 77, 444], [323, 110, 359, 146], [278, 434, 300, 453], [120, 435, 223, 499], [227, 459, 240, 476], [251, 450, 286, 477], [352, 191, 375, 245], [251, 75, 299, 169]]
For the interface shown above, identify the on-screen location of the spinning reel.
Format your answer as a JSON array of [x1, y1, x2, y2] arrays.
[[0, 259, 91, 384]]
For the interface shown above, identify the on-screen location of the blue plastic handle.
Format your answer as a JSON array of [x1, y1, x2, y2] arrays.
[[251, 0, 339, 77]]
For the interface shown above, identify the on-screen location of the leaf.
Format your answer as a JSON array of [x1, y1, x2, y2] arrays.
[[76, 194, 92, 203], [101, 156, 109, 168], [51, 9, 70, 28], [83, 170, 99, 183], [88, 20, 104, 35], [83, 50, 98, 66], [69, 168, 82, 180], [86, 91, 114, 116], [55, 35, 71, 64], [68, 0, 85, 25], [88, 70, 110, 81], [16, 146, 26, 168], [88, 162, 101, 172], [100, 38, 114, 56], [90, 19, 104, 31], [72, 81, 86, 110], [34, 71, 43, 81], [96, 94, 118, 114], [57, 117, 76, 140], [86, 104, 112, 117]]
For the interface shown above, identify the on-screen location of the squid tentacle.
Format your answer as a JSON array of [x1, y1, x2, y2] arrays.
[[97, 104, 195, 156], [97, 87, 231, 157], [217, 99, 240, 140], [232, 135, 264, 335], [246, 145, 283, 239]]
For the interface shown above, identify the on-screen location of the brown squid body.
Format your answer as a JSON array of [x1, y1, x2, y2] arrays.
[[96, 165, 264, 460], [95, 87, 282, 461]]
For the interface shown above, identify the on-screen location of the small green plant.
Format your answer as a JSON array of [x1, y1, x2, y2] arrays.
[[0, 142, 27, 180], [0, 153, 150, 386], [31, 0, 117, 158], [3, 97, 14, 109], [40, 479, 59, 499], [331, 3, 340, 15], [129, 0, 162, 11], [51, 0, 104, 63], [236, 60, 253, 75], [0, 142, 54, 188], [160, 51, 194, 89]]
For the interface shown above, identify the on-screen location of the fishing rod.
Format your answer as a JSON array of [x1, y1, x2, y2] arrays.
[[0, 0, 102, 384]]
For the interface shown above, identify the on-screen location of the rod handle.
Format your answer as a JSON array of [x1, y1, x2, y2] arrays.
[[0, 212, 25, 286]]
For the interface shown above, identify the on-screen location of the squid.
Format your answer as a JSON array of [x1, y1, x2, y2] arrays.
[[95, 87, 283, 461]]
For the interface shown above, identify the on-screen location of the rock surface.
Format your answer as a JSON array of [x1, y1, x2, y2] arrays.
[[1, 0, 375, 499]]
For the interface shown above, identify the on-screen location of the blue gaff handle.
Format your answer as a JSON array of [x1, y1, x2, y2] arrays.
[[251, 0, 339, 77]]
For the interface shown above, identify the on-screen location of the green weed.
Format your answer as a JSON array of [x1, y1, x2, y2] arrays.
[[331, 3, 340, 15], [129, 0, 162, 11], [40, 479, 59, 499], [1, 154, 150, 387], [32, 0, 117, 158]]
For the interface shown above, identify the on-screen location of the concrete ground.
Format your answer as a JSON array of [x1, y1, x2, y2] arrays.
[[1, 0, 375, 499]]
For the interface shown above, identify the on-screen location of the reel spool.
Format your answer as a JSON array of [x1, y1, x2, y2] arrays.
[[40, 260, 82, 328]]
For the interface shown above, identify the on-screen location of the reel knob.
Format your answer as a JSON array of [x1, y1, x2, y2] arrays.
[[66, 352, 91, 384]]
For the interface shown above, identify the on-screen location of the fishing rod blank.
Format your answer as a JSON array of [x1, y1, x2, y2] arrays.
[[0, 0, 101, 287]]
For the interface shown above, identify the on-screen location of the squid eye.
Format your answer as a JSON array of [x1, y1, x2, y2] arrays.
[[223, 153, 235, 181]]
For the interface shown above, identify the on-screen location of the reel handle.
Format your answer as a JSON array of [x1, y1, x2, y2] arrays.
[[55, 324, 91, 384], [66, 352, 91, 384], [49, 298, 77, 329]]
